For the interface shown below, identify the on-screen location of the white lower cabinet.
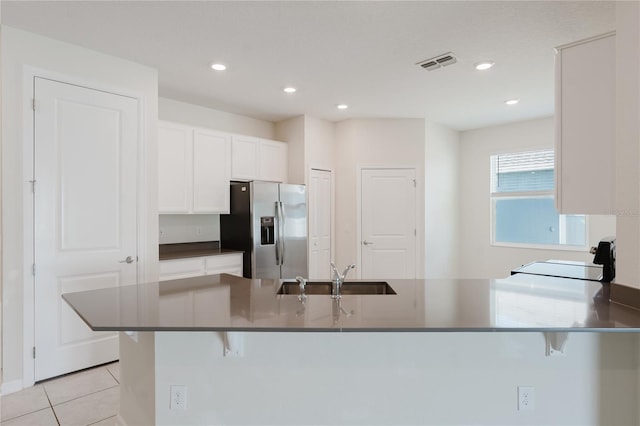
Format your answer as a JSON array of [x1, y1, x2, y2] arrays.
[[204, 254, 243, 276], [159, 253, 243, 281]]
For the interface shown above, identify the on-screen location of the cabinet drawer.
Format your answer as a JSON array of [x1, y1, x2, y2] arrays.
[[159, 258, 205, 281], [204, 253, 243, 276]]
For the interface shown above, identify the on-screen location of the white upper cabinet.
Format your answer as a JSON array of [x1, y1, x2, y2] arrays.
[[555, 32, 615, 214], [231, 135, 261, 181], [259, 139, 288, 183], [158, 121, 231, 214], [231, 135, 288, 183], [192, 129, 231, 213], [158, 122, 192, 213]]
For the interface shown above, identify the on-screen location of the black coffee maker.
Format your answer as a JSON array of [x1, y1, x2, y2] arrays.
[[590, 237, 616, 282]]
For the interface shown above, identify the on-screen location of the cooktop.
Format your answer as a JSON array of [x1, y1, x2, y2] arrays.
[[511, 260, 603, 282]]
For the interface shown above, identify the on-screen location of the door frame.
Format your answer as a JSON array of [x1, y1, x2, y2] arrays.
[[21, 66, 149, 387], [308, 168, 334, 279], [356, 165, 421, 279]]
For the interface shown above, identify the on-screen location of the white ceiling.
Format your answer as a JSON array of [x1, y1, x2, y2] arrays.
[[1, 1, 615, 131]]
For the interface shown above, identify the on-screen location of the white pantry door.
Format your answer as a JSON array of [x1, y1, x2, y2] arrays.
[[360, 168, 416, 279], [34, 77, 138, 381], [308, 169, 332, 279]]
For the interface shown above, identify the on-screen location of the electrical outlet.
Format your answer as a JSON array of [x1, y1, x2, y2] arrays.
[[170, 385, 187, 410], [518, 386, 535, 411]]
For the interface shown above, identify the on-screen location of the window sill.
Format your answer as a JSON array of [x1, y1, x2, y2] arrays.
[[490, 242, 589, 252]]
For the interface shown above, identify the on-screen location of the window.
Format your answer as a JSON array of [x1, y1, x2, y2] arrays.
[[490, 149, 586, 248]]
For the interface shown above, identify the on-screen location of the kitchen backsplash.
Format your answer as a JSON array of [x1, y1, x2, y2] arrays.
[[159, 214, 220, 244]]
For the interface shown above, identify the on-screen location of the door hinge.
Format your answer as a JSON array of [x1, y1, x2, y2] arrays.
[[32, 346, 36, 359], [32, 98, 37, 111], [412, 179, 416, 188], [32, 263, 36, 276], [414, 229, 417, 237], [29, 179, 36, 193]]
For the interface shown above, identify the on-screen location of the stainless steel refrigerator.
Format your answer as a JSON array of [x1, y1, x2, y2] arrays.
[[220, 181, 308, 279]]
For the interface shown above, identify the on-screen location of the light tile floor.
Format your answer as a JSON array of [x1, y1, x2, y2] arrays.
[[0, 362, 119, 426]]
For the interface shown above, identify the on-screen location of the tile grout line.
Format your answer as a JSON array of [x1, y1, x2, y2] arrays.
[[2, 364, 120, 425], [86, 415, 117, 426], [105, 364, 120, 384], [50, 384, 120, 409], [0, 407, 59, 425], [42, 384, 62, 426], [0, 386, 57, 424], [58, 385, 120, 426]]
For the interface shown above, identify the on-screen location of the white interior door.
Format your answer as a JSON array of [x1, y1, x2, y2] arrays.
[[360, 168, 416, 279], [34, 77, 138, 381], [308, 169, 332, 279]]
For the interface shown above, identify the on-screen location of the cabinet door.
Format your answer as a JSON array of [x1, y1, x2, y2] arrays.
[[259, 139, 288, 183], [158, 122, 192, 213], [556, 32, 615, 214], [204, 253, 243, 276], [231, 136, 260, 181], [159, 258, 205, 281], [193, 129, 231, 213]]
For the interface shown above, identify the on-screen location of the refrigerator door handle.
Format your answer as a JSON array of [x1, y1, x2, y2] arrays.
[[277, 201, 285, 266], [275, 202, 281, 266]]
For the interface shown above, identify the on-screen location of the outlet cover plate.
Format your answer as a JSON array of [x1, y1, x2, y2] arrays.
[[518, 386, 535, 411]]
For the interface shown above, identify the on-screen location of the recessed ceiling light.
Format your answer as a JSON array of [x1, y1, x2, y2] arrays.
[[283, 87, 297, 94], [475, 61, 495, 71], [210, 63, 227, 71], [505, 99, 520, 105], [337, 104, 349, 110]]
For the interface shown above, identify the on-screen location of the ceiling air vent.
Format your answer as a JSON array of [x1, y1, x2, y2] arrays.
[[416, 52, 457, 71]]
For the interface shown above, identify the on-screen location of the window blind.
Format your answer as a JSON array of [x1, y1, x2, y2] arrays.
[[491, 149, 554, 193]]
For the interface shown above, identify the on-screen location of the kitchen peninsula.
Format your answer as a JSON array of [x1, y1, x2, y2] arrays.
[[63, 274, 640, 425]]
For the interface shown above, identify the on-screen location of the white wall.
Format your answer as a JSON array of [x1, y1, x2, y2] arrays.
[[159, 97, 274, 139], [119, 332, 155, 426], [334, 119, 426, 277], [124, 331, 638, 426], [459, 117, 616, 279], [425, 121, 460, 278], [158, 215, 220, 245], [1, 26, 159, 391], [274, 114, 336, 184], [274, 115, 305, 185], [0, 25, 5, 383], [615, 1, 640, 288], [305, 115, 335, 173]]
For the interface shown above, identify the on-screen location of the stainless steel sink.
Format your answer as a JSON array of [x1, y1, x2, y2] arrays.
[[277, 281, 396, 295]]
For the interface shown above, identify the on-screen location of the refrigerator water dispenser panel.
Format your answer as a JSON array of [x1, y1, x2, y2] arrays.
[[260, 217, 275, 245]]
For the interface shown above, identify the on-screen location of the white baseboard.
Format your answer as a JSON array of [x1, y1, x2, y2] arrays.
[[1, 379, 25, 395], [115, 414, 128, 426]]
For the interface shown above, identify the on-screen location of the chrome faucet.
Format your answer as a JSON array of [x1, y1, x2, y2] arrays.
[[295, 276, 307, 301], [330, 262, 356, 299]]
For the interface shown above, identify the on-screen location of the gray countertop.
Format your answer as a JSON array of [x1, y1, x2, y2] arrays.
[[62, 273, 640, 332], [159, 241, 243, 261]]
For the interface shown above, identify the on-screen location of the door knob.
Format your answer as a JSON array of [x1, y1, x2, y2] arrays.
[[119, 256, 136, 264], [362, 240, 374, 246]]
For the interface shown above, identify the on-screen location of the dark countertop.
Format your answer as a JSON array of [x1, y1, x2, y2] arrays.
[[159, 241, 243, 261], [62, 273, 640, 332]]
